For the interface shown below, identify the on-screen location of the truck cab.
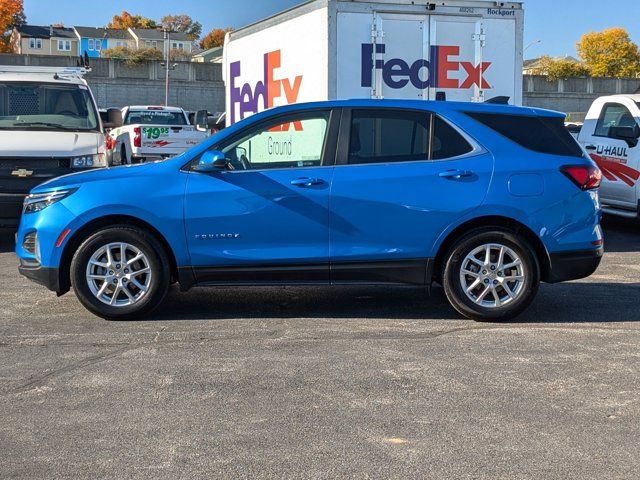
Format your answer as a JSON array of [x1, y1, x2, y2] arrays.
[[577, 95, 640, 218], [0, 66, 121, 227]]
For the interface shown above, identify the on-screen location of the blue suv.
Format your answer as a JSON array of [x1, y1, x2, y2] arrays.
[[15, 100, 603, 321]]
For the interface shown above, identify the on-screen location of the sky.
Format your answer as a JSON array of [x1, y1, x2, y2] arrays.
[[23, 0, 640, 60]]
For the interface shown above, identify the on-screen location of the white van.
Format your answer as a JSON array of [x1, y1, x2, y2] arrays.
[[223, 0, 524, 125], [577, 95, 640, 218], [0, 66, 121, 226]]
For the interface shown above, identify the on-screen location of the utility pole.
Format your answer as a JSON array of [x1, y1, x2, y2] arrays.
[[164, 28, 170, 106]]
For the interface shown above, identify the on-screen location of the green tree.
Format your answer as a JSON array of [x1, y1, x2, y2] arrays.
[[577, 27, 640, 78], [200, 27, 232, 50], [161, 14, 202, 40], [531, 56, 590, 80]]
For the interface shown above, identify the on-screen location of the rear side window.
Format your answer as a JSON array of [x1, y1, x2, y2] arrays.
[[348, 110, 473, 165], [466, 112, 584, 157], [349, 110, 430, 164]]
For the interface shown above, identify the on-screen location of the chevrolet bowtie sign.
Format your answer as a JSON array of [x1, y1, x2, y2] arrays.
[[11, 169, 33, 178]]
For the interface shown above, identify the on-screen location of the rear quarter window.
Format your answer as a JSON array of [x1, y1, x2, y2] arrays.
[[466, 112, 584, 157]]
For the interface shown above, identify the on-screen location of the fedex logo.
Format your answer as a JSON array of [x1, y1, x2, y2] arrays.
[[229, 50, 303, 125], [361, 43, 491, 91]]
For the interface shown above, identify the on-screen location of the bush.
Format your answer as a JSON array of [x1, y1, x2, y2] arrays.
[[169, 48, 191, 62], [532, 56, 591, 81], [102, 46, 164, 65]]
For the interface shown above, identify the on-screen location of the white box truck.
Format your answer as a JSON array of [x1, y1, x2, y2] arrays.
[[223, 0, 524, 125]]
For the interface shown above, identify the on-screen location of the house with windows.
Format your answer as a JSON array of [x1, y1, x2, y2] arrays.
[[128, 28, 193, 53], [11, 25, 78, 56], [191, 46, 223, 63], [73, 27, 134, 58]]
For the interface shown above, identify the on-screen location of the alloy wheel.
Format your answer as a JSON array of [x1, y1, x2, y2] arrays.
[[85, 242, 152, 307], [459, 243, 526, 308]]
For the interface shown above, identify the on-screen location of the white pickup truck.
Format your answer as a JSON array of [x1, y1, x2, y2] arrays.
[[576, 95, 640, 218], [108, 106, 209, 164]]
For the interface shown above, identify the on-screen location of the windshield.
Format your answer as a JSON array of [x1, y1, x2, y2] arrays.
[[124, 110, 187, 126], [0, 82, 99, 132]]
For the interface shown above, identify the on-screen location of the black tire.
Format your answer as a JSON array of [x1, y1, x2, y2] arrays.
[[120, 146, 129, 165], [442, 228, 540, 321], [70, 225, 170, 320]]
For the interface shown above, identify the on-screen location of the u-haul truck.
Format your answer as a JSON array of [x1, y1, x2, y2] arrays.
[[223, 0, 524, 126]]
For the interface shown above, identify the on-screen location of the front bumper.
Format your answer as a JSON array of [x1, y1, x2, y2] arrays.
[[545, 247, 604, 283], [18, 260, 62, 292]]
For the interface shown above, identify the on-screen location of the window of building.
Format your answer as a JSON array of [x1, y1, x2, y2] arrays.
[[57, 40, 71, 51], [88, 38, 94, 50], [95, 40, 102, 52], [172, 42, 185, 51], [29, 38, 43, 49], [145, 40, 158, 48]]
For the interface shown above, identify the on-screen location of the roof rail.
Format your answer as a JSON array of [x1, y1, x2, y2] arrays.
[[0, 66, 91, 78]]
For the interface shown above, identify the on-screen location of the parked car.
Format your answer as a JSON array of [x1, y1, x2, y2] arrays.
[[16, 99, 603, 321], [108, 105, 209, 164], [0, 66, 122, 227], [576, 95, 640, 218]]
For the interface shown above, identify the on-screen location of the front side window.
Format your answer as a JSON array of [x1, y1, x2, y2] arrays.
[[594, 103, 638, 138], [218, 111, 330, 171], [0, 82, 99, 132]]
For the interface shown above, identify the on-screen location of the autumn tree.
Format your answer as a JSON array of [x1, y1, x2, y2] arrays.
[[577, 27, 640, 78], [531, 56, 590, 80], [0, 0, 25, 53], [200, 27, 232, 50], [161, 14, 202, 40], [107, 11, 157, 30]]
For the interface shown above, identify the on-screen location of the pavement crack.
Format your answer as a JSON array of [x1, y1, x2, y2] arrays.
[[6, 345, 134, 396]]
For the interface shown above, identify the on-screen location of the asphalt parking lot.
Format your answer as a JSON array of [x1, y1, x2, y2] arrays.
[[0, 218, 639, 479]]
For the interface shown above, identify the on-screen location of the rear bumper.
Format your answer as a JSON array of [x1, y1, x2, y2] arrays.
[[545, 247, 604, 283], [18, 261, 61, 292]]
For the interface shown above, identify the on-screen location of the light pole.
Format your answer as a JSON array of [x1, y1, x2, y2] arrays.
[[524, 39, 541, 54], [164, 29, 170, 106]]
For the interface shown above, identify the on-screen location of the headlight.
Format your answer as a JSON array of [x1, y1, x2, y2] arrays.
[[23, 189, 77, 214], [71, 154, 103, 168]]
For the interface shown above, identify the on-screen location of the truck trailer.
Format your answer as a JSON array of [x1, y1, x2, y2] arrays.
[[223, 0, 524, 125]]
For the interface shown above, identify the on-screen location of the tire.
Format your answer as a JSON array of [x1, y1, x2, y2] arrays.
[[70, 225, 171, 320], [120, 146, 129, 165], [442, 228, 540, 321]]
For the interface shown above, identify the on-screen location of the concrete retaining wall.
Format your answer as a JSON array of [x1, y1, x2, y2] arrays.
[[0, 54, 225, 113]]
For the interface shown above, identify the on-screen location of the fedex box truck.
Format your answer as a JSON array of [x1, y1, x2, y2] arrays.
[[224, 0, 524, 125]]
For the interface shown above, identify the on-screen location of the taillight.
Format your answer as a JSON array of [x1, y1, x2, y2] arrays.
[[561, 165, 601, 190], [133, 127, 141, 148], [105, 135, 115, 150]]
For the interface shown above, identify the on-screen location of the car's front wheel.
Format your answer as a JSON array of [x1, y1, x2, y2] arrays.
[[70, 226, 170, 320], [443, 228, 540, 321]]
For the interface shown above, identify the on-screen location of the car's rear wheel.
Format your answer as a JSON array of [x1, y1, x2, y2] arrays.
[[70, 226, 170, 320], [443, 229, 540, 321]]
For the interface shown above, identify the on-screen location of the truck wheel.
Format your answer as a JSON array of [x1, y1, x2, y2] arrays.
[[70, 225, 171, 320], [121, 147, 129, 165], [442, 228, 540, 321]]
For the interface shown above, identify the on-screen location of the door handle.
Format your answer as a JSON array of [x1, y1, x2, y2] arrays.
[[439, 169, 474, 180], [291, 177, 325, 187], [585, 145, 597, 151]]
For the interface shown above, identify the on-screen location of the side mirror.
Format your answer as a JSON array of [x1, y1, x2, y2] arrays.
[[103, 108, 122, 129], [194, 150, 228, 172], [195, 109, 209, 132], [611, 125, 640, 147]]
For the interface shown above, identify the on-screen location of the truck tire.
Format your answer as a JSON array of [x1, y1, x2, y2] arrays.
[[70, 225, 171, 320], [120, 146, 129, 165], [442, 228, 540, 321]]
